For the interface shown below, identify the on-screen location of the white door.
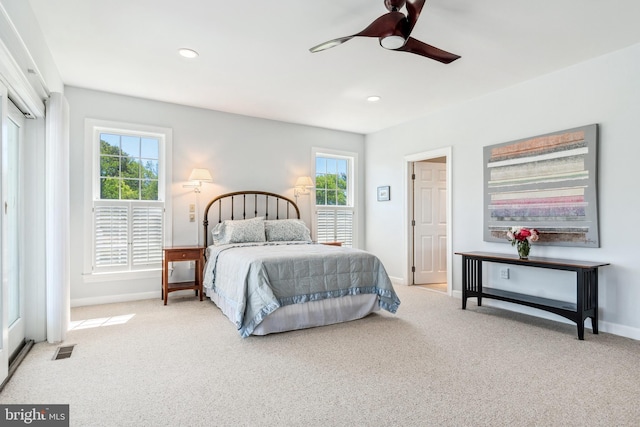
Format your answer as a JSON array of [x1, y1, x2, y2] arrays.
[[413, 161, 447, 284], [1, 84, 25, 384], [7, 100, 25, 358]]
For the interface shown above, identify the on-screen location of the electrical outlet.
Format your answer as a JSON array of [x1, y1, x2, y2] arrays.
[[189, 261, 195, 269], [189, 213, 195, 222], [500, 268, 509, 279], [189, 204, 195, 213]]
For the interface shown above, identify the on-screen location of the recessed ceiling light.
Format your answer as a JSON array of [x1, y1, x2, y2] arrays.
[[178, 48, 199, 59], [367, 96, 381, 102]]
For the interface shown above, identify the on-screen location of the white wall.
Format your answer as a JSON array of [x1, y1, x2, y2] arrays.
[[365, 42, 640, 340], [65, 87, 365, 305]]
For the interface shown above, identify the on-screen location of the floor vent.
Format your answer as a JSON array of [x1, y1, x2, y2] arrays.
[[53, 344, 75, 361]]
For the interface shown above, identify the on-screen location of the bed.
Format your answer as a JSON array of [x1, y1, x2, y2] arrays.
[[201, 190, 400, 337]]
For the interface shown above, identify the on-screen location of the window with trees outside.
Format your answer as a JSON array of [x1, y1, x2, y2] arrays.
[[88, 121, 170, 274], [314, 152, 355, 247]]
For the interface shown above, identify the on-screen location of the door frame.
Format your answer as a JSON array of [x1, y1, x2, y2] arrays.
[[404, 147, 453, 295]]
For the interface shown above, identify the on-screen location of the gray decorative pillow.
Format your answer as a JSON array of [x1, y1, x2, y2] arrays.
[[265, 219, 312, 242], [212, 217, 266, 245]]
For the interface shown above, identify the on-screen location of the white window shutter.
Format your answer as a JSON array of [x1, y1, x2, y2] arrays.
[[316, 210, 333, 242], [335, 210, 353, 246], [93, 202, 163, 271], [94, 205, 129, 268], [132, 206, 164, 266], [316, 208, 353, 247]]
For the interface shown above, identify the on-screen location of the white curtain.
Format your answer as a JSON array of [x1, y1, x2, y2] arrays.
[[45, 92, 70, 343]]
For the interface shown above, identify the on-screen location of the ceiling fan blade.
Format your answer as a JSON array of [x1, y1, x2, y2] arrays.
[[310, 36, 354, 53], [310, 12, 406, 53], [355, 11, 406, 38], [396, 37, 460, 64], [405, 0, 426, 33]]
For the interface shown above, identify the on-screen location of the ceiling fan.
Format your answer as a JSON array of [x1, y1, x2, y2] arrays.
[[309, 0, 460, 64]]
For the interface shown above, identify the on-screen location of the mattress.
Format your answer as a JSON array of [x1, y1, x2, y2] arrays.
[[203, 241, 400, 337]]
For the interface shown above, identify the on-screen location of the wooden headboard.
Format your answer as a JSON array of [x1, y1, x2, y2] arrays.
[[202, 190, 300, 247]]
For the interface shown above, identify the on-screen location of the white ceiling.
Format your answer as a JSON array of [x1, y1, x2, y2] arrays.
[[27, 0, 640, 134]]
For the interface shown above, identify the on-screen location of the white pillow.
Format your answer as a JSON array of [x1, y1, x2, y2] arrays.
[[212, 217, 266, 245], [265, 219, 311, 242], [211, 222, 226, 245]]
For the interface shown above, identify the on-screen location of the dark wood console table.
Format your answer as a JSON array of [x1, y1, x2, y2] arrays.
[[455, 251, 609, 340]]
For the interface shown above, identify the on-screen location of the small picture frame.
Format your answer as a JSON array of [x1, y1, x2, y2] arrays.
[[377, 186, 390, 201]]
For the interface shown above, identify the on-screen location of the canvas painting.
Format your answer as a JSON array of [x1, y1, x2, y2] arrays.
[[483, 124, 599, 247]]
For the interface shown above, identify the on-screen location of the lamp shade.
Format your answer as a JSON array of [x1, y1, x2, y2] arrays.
[[188, 168, 213, 182], [295, 176, 314, 188]]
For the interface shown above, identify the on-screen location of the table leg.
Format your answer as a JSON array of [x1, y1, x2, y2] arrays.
[[462, 256, 468, 309], [163, 258, 169, 306], [576, 270, 584, 340], [199, 255, 204, 301], [577, 323, 585, 340], [476, 259, 483, 307], [592, 269, 599, 334]]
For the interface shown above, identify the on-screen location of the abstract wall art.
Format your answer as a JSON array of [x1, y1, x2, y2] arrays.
[[377, 186, 390, 201], [483, 124, 599, 247]]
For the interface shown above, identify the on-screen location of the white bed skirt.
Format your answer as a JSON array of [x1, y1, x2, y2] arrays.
[[206, 289, 379, 336]]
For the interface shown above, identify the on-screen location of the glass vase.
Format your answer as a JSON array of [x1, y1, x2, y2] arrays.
[[516, 240, 530, 259]]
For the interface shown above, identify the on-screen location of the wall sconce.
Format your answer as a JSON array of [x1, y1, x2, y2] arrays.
[[183, 168, 213, 193], [294, 176, 314, 202]]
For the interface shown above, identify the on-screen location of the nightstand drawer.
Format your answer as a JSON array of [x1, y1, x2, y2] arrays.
[[165, 249, 202, 262]]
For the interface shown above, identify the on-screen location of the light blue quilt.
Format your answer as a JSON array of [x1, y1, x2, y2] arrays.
[[203, 242, 400, 337]]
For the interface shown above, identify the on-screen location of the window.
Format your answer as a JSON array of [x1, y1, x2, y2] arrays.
[[98, 133, 159, 201], [85, 120, 172, 275], [313, 150, 356, 247]]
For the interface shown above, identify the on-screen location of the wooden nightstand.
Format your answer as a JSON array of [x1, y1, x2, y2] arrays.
[[320, 242, 342, 247], [162, 245, 205, 305]]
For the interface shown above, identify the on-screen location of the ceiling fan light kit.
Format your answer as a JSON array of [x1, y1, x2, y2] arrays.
[[178, 48, 199, 59], [380, 35, 406, 49], [309, 0, 460, 64]]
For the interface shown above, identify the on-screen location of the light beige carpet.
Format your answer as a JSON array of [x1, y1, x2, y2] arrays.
[[1, 285, 639, 426]]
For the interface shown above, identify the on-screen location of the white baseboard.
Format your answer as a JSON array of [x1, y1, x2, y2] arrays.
[[71, 291, 159, 307], [71, 288, 205, 307], [388, 276, 406, 286], [598, 320, 640, 341]]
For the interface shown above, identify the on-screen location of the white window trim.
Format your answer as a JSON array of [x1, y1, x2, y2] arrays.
[[311, 147, 358, 247], [82, 119, 172, 282]]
